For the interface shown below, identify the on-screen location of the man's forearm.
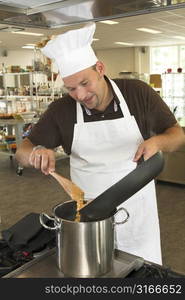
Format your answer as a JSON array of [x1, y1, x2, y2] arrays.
[[134, 123, 185, 161], [15, 137, 35, 167], [15, 137, 56, 174], [154, 123, 185, 153]]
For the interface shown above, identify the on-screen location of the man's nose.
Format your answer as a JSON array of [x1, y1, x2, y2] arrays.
[[76, 87, 87, 101]]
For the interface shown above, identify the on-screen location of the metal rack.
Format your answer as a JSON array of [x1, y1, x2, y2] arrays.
[[0, 72, 56, 114], [0, 118, 39, 175], [162, 73, 185, 120], [0, 118, 68, 175], [0, 72, 66, 174]]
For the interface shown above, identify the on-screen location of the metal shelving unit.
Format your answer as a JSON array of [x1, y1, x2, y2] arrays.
[[0, 72, 56, 114], [0, 72, 42, 174], [162, 73, 185, 120], [158, 74, 185, 185], [0, 117, 39, 175], [0, 71, 66, 174]]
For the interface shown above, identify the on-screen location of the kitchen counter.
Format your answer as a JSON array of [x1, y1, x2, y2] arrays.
[[3, 248, 185, 279]]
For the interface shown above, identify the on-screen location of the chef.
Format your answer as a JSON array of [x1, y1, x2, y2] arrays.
[[15, 22, 185, 264]]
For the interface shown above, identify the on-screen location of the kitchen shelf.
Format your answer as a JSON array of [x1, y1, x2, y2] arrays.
[[0, 72, 66, 173], [0, 95, 33, 99], [0, 71, 61, 114], [0, 117, 68, 175], [0, 118, 38, 175], [0, 118, 36, 144], [159, 75, 185, 185], [162, 73, 185, 118]]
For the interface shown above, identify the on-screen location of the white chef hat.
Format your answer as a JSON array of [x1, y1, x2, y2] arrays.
[[41, 22, 98, 78]]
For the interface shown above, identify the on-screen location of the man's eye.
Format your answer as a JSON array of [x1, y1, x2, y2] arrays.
[[82, 81, 88, 86], [68, 88, 75, 92]]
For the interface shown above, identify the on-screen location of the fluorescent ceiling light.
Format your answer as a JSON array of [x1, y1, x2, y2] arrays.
[[136, 27, 162, 34], [12, 31, 44, 36], [173, 35, 185, 40], [93, 38, 99, 41], [22, 45, 35, 49], [115, 42, 134, 46], [100, 20, 119, 25]]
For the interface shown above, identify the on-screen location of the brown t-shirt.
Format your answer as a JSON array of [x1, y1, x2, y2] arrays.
[[28, 78, 177, 155]]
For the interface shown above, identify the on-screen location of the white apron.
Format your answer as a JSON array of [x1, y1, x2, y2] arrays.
[[70, 78, 162, 264]]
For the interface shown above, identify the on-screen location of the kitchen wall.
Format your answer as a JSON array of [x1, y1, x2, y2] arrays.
[[0, 50, 34, 70], [96, 46, 150, 78], [96, 47, 135, 78], [134, 46, 150, 75], [0, 47, 150, 77]]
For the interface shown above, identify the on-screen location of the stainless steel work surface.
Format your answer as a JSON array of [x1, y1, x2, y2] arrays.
[[3, 248, 144, 278]]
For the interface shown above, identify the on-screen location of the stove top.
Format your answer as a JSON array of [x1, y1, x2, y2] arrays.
[[1, 244, 185, 278], [2, 248, 144, 278]]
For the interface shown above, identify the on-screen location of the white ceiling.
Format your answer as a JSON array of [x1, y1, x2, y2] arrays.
[[1, 7, 185, 51]]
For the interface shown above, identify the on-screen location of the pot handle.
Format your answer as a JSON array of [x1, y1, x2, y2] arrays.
[[113, 207, 129, 226], [39, 213, 60, 230]]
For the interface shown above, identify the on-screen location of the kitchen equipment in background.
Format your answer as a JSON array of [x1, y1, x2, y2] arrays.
[[177, 68, 182, 73], [119, 71, 139, 79], [0, 113, 14, 120], [149, 74, 162, 89], [0, 89, 4, 96], [40, 200, 129, 277], [18, 111, 36, 122], [162, 72, 185, 120], [173, 106, 178, 115], [1, 0, 181, 30], [79, 152, 164, 221]]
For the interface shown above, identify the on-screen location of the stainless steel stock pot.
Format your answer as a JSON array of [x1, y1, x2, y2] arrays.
[[40, 200, 129, 277]]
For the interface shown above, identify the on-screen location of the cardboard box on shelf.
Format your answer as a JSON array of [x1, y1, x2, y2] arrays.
[[150, 74, 162, 88], [10, 66, 21, 73]]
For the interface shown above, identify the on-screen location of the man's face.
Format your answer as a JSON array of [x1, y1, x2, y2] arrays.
[[63, 62, 106, 111]]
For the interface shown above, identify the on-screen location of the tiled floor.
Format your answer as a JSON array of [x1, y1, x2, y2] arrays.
[[0, 155, 185, 274]]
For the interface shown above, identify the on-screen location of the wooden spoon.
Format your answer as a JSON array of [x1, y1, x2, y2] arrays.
[[49, 171, 85, 212]]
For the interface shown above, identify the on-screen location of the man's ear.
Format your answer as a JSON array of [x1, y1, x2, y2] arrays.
[[95, 61, 105, 77]]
